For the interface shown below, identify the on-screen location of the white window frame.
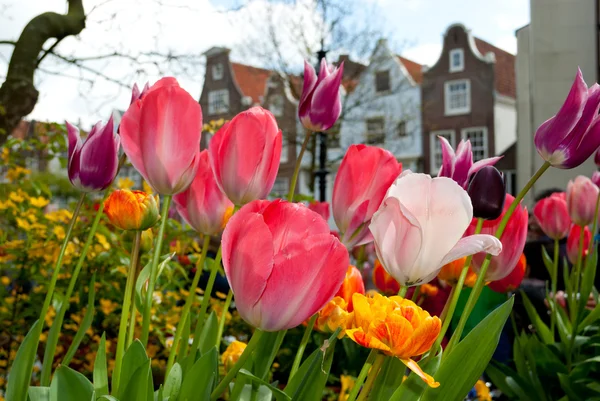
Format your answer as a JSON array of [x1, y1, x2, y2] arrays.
[[429, 130, 455, 173], [449, 49, 464, 72], [460, 127, 489, 161], [212, 63, 224, 80], [208, 89, 229, 115], [444, 79, 471, 116]]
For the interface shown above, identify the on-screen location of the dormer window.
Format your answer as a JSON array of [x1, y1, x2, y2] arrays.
[[375, 70, 390, 93], [212, 63, 224, 80], [449, 49, 464, 72]]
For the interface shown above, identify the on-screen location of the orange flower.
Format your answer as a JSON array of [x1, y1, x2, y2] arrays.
[[104, 189, 160, 231], [335, 265, 365, 311], [373, 259, 400, 295], [437, 257, 477, 287], [419, 283, 439, 298], [488, 253, 527, 293], [221, 340, 247, 373], [346, 293, 441, 388], [315, 296, 354, 338]]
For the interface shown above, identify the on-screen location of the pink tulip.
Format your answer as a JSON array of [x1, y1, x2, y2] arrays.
[[533, 192, 571, 240], [369, 171, 502, 286], [438, 137, 502, 189], [120, 77, 203, 195], [592, 171, 600, 188], [567, 176, 599, 226], [209, 107, 282, 205], [567, 224, 592, 264], [299, 59, 344, 132], [534, 68, 600, 169], [333, 145, 402, 248], [308, 200, 330, 221], [173, 150, 234, 235], [466, 194, 528, 281], [222, 200, 349, 331]]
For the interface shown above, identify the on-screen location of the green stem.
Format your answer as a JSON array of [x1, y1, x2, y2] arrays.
[[356, 353, 386, 401], [13, 192, 85, 392], [210, 329, 265, 401], [216, 290, 234, 350], [165, 235, 211, 376], [550, 238, 559, 337], [446, 161, 550, 355], [289, 313, 318, 381], [398, 286, 408, 298], [40, 191, 110, 385], [411, 286, 421, 303], [287, 130, 312, 202], [127, 291, 137, 348], [112, 231, 142, 394], [347, 350, 377, 401], [140, 195, 172, 347]]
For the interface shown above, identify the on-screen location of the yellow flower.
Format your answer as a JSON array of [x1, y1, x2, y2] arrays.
[[143, 180, 153, 194], [6, 166, 30, 182], [314, 296, 353, 338], [338, 375, 355, 401], [100, 299, 117, 315], [9, 192, 25, 203], [16, 217, 32, 231], [30, 197, 49, 208], [221, 341, 247, 373], [475, 380, 491, 401], [1, 276, 10, 286], [95, 233, 110, 250], [345, 293, 441, 388], [0, 199, 16, 210], [53, 226, 66, 241], [117, 177, 135, 190]]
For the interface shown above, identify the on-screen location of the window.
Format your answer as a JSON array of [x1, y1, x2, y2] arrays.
[[365, 118, 385, 145], [397, 121, 407, 137], [375, 70, 390, 93], [212, 63, 224, 80], [430, 130, 455, 173], [461, 127, 488, 161], [444, 79, 470, 115], [269, 95, 284, 117], [449, 49, 464, 72], [208, 90, 229, 115], [271, 177, 289, 197], [503, 170, 516, 196]]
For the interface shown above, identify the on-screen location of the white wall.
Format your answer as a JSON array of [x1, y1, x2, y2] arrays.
[[494, 96, 517, 156]]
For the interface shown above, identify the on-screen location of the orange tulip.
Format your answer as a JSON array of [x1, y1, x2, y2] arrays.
[[104, 189, 160, 231], [346, 293, 441, 388], [315, 296, 353, 338], [419, 283, 439, 298], [373, 259, 400, 295], [488, 253, 527, 293], [335, 265, 365, 311], [437, 257, 477, 287]]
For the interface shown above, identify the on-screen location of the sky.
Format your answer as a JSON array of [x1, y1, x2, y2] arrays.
[[0, 0, 530, 128]]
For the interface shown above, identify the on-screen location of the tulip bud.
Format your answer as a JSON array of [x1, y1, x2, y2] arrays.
[[533, 192, 571, 240], [104, 190, 160, 231], [372, 259, 400, 295], [534, 68, 600, 169], [437, 257, 477, 287], [221, 341, 247, 373], [140, 229, 154, 252], [467, 166, 506, 220], [67, 118, 120, 192], [566, 176, 599, 226], [299, 59, 344, 132], [567, 224, 592, 264], [335, 265, 365, 311], [488, 253, 526, 293], [593, 171, 600, 188], [314, 296, 353, 338], [438, 137, 501, 189]]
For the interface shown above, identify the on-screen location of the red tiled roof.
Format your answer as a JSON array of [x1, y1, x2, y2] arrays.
[[11, 120, 30, 139], [397, 56, 423, 84], [474, 38, 516, 98], [231, 63, 272, 104]]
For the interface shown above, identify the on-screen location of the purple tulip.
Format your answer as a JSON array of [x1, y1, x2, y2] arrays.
[[130, 82, 150, 105], [534, 68, 600, 169], [592, 171, 600, 188], [438, 136, 502, 189], [67, 117, 120, 192], [298, 59, 344, 132], [467, 166, 506, 220]]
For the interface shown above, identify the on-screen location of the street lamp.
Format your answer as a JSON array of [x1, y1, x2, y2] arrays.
[[314, 48, 328, 202]]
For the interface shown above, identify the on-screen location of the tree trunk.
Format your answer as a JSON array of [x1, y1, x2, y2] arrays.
[[0, 0, 85, 145]]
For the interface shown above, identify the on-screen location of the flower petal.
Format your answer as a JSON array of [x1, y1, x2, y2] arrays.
[[439, 234, 502, 267], [401, 358, 440, 388]]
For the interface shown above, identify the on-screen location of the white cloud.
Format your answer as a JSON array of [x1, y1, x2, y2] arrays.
[[402, 43, 442, 67], [494, 35, 517, 55]]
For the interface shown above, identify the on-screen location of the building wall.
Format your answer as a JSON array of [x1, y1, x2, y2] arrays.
[[494, 96, 517, 156], [516, 0, 597, 205]]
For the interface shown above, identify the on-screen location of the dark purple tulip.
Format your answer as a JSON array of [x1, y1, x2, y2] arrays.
[[298, 59, 344, 132], [534, 68, 600, 169], [67, 117, 120, 192], [467, 166, 506, 220]]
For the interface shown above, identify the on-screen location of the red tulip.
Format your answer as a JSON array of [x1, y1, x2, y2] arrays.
[[120, 78, 203, 195], [173, 150, 234, 235], [372, 259, 400, 295], [332, 145, 401, 248], [488, 253, 527, 293], [335, 265, 365, 311], [567, 224, 592, 264], [221, 200, 349, 331], [533, 192, 571, 240], [466, 194, 528, 281], [209, 107, 282, 205], [299, 59, 344, 132], [308, 200, 330, 221], [567, 176, 599, 226]]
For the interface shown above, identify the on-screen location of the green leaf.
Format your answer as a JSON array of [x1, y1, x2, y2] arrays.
[[530, 337, 567, 375], [520, 290, 553, 344], [163, 362, 182, 400], [5, 319, 41, 401], [93, 333, 109, 398], [542, 246, 554, 276], [135, 254, 174, 314], [179, 313, 191, 361], [506, 377, 536, 401], [198, 311, 219, 356], [179, 347, 218, 401], [389, 351, 441, 401], [250, 330, 286, 380], [237, 369, 291, 401], [580, 303, 600, 330], [485, 362, 517, 398], [558, 373, 584, 401], [369, 356, 407, 401], [97, 397, 120, 401], [237, 383, 275, 401], [421, 297, 514, 401], [115, 340, 149, 400], [63, 273, 97, 365], [120, 360, 151, 401], [578, 248, 598, 320], [28, 387, 51, 401], [50, 365, 95, 401]]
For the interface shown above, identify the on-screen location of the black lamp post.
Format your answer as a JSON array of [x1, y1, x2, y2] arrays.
[[314, 48, 328, 202]]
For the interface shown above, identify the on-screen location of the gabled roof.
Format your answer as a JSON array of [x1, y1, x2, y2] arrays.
[[396, 56, 423, 84], [474, 38, 515, 98], [230, 63, 272, 104]]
